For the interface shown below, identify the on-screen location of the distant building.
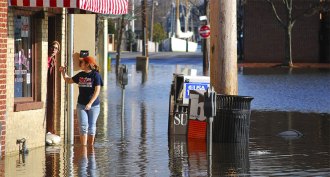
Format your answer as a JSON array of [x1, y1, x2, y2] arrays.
[[243, 0, 329, 63]]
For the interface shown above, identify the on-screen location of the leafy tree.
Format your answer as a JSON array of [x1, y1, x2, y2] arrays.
[[108, 20, 116, 34], [125, 29, 136, 51], [152, 23, 167, 42]]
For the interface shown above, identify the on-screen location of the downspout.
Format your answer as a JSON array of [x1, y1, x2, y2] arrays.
[[68, 14, 74, 145], [103, 19, 108, 88]]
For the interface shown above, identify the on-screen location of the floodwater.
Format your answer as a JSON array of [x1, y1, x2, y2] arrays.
[[3, 57, 330, 177]]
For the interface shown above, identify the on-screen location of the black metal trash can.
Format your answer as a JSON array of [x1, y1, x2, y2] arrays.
[[213, 94, 254, 143]]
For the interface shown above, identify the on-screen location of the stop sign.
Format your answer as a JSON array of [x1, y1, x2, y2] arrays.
[[199, 25, 210, 39]]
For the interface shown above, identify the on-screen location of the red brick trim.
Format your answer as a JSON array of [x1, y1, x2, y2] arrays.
[[0, 0, 8, 156]]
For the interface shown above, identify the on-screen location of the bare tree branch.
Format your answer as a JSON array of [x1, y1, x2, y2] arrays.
[[292, 2, 321, 22], [288, 0, 293, 12], [266, 0, 286, 28], [284, 0, 290, 11]]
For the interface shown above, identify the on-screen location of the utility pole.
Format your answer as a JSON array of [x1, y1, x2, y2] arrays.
[[202, 0, 210, 76], [116, 15, 125, 70], [210, 0, 238, 95], [131, 0, 135, 32], [150, 0, 156, 42], [142, 0, 148, 57]]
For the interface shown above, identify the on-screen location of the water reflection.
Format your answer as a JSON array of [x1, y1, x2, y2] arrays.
[[168, 135, 189, 176], [186, 138, 208, 176], [137, 102, 148, 176], [45, 146, 61, 177], [73, 146, 98, 177], [212, 143, 250, 176], [250, 111, 330, 176], [168, 136, 250, 176]]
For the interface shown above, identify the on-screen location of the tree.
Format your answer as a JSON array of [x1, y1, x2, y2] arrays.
[[152, 23, 167, 42], [125, 29, 136, 52], [108, 20, 116, 34], [266, 0, 326, 67]]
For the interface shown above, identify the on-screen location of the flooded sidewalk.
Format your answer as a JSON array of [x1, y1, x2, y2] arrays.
[[2, 58, 330, 176]]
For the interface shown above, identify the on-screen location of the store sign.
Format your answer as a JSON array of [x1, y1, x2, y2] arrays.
[[21, 16, 29, 37]]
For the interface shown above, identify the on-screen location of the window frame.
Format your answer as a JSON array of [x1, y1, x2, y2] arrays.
[[13, 9, 43, 112]]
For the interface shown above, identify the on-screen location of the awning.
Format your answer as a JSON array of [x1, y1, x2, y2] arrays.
[[9, 0, 128, 14]]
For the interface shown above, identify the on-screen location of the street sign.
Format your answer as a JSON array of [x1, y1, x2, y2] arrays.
[[199, 25, 210, 39]]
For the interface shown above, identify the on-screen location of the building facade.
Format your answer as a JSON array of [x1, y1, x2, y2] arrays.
[[2, 5, 108, 155], [0, 0, 128, 158], [5, 7, 67, 154], [243, 0, 327, 63]]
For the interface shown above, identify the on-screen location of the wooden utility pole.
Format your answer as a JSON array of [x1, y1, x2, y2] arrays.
[[116, 15, 125, 70], [202, 0, 210, 76], [210, 0, 238, 95], [142, 0, 148, 57], [150, 0, 155, 42]]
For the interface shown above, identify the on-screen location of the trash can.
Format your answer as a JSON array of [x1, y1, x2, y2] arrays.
[[213, 94, 253, 143]]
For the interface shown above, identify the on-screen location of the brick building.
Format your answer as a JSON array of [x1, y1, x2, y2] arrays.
[[243, 0, 329, 63], [5, 7, 67, 154], [0, 1, 127, 157]]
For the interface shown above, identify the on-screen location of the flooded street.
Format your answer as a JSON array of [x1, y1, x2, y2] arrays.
[[3, 56, 330, 176]]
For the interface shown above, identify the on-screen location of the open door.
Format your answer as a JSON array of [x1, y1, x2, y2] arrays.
[[47, 15, 61, 134]]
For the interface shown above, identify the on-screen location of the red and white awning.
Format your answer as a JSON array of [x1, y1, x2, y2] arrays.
[[9, 0, 128, 14]]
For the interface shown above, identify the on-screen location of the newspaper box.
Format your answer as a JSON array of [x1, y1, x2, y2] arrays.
[[168, 70, 210, 135]]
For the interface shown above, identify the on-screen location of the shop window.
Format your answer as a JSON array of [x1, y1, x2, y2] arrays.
[[13, 15, 42, 111]]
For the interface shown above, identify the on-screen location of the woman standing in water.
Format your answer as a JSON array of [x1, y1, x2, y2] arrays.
[[59, 54, 103, 145]]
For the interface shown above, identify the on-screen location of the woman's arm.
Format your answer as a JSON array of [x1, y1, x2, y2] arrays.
[[59, 66, 75, 84], [85, 85, 101, 110]]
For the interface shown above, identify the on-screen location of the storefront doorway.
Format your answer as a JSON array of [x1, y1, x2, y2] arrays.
[[47, 15, 62, 134]]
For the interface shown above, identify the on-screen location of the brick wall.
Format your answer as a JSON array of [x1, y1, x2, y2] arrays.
[[244, 0, 320, 63], [0, 0, 8, 157], [5, 9, 47, 154], [320, 11, 330, 62]]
